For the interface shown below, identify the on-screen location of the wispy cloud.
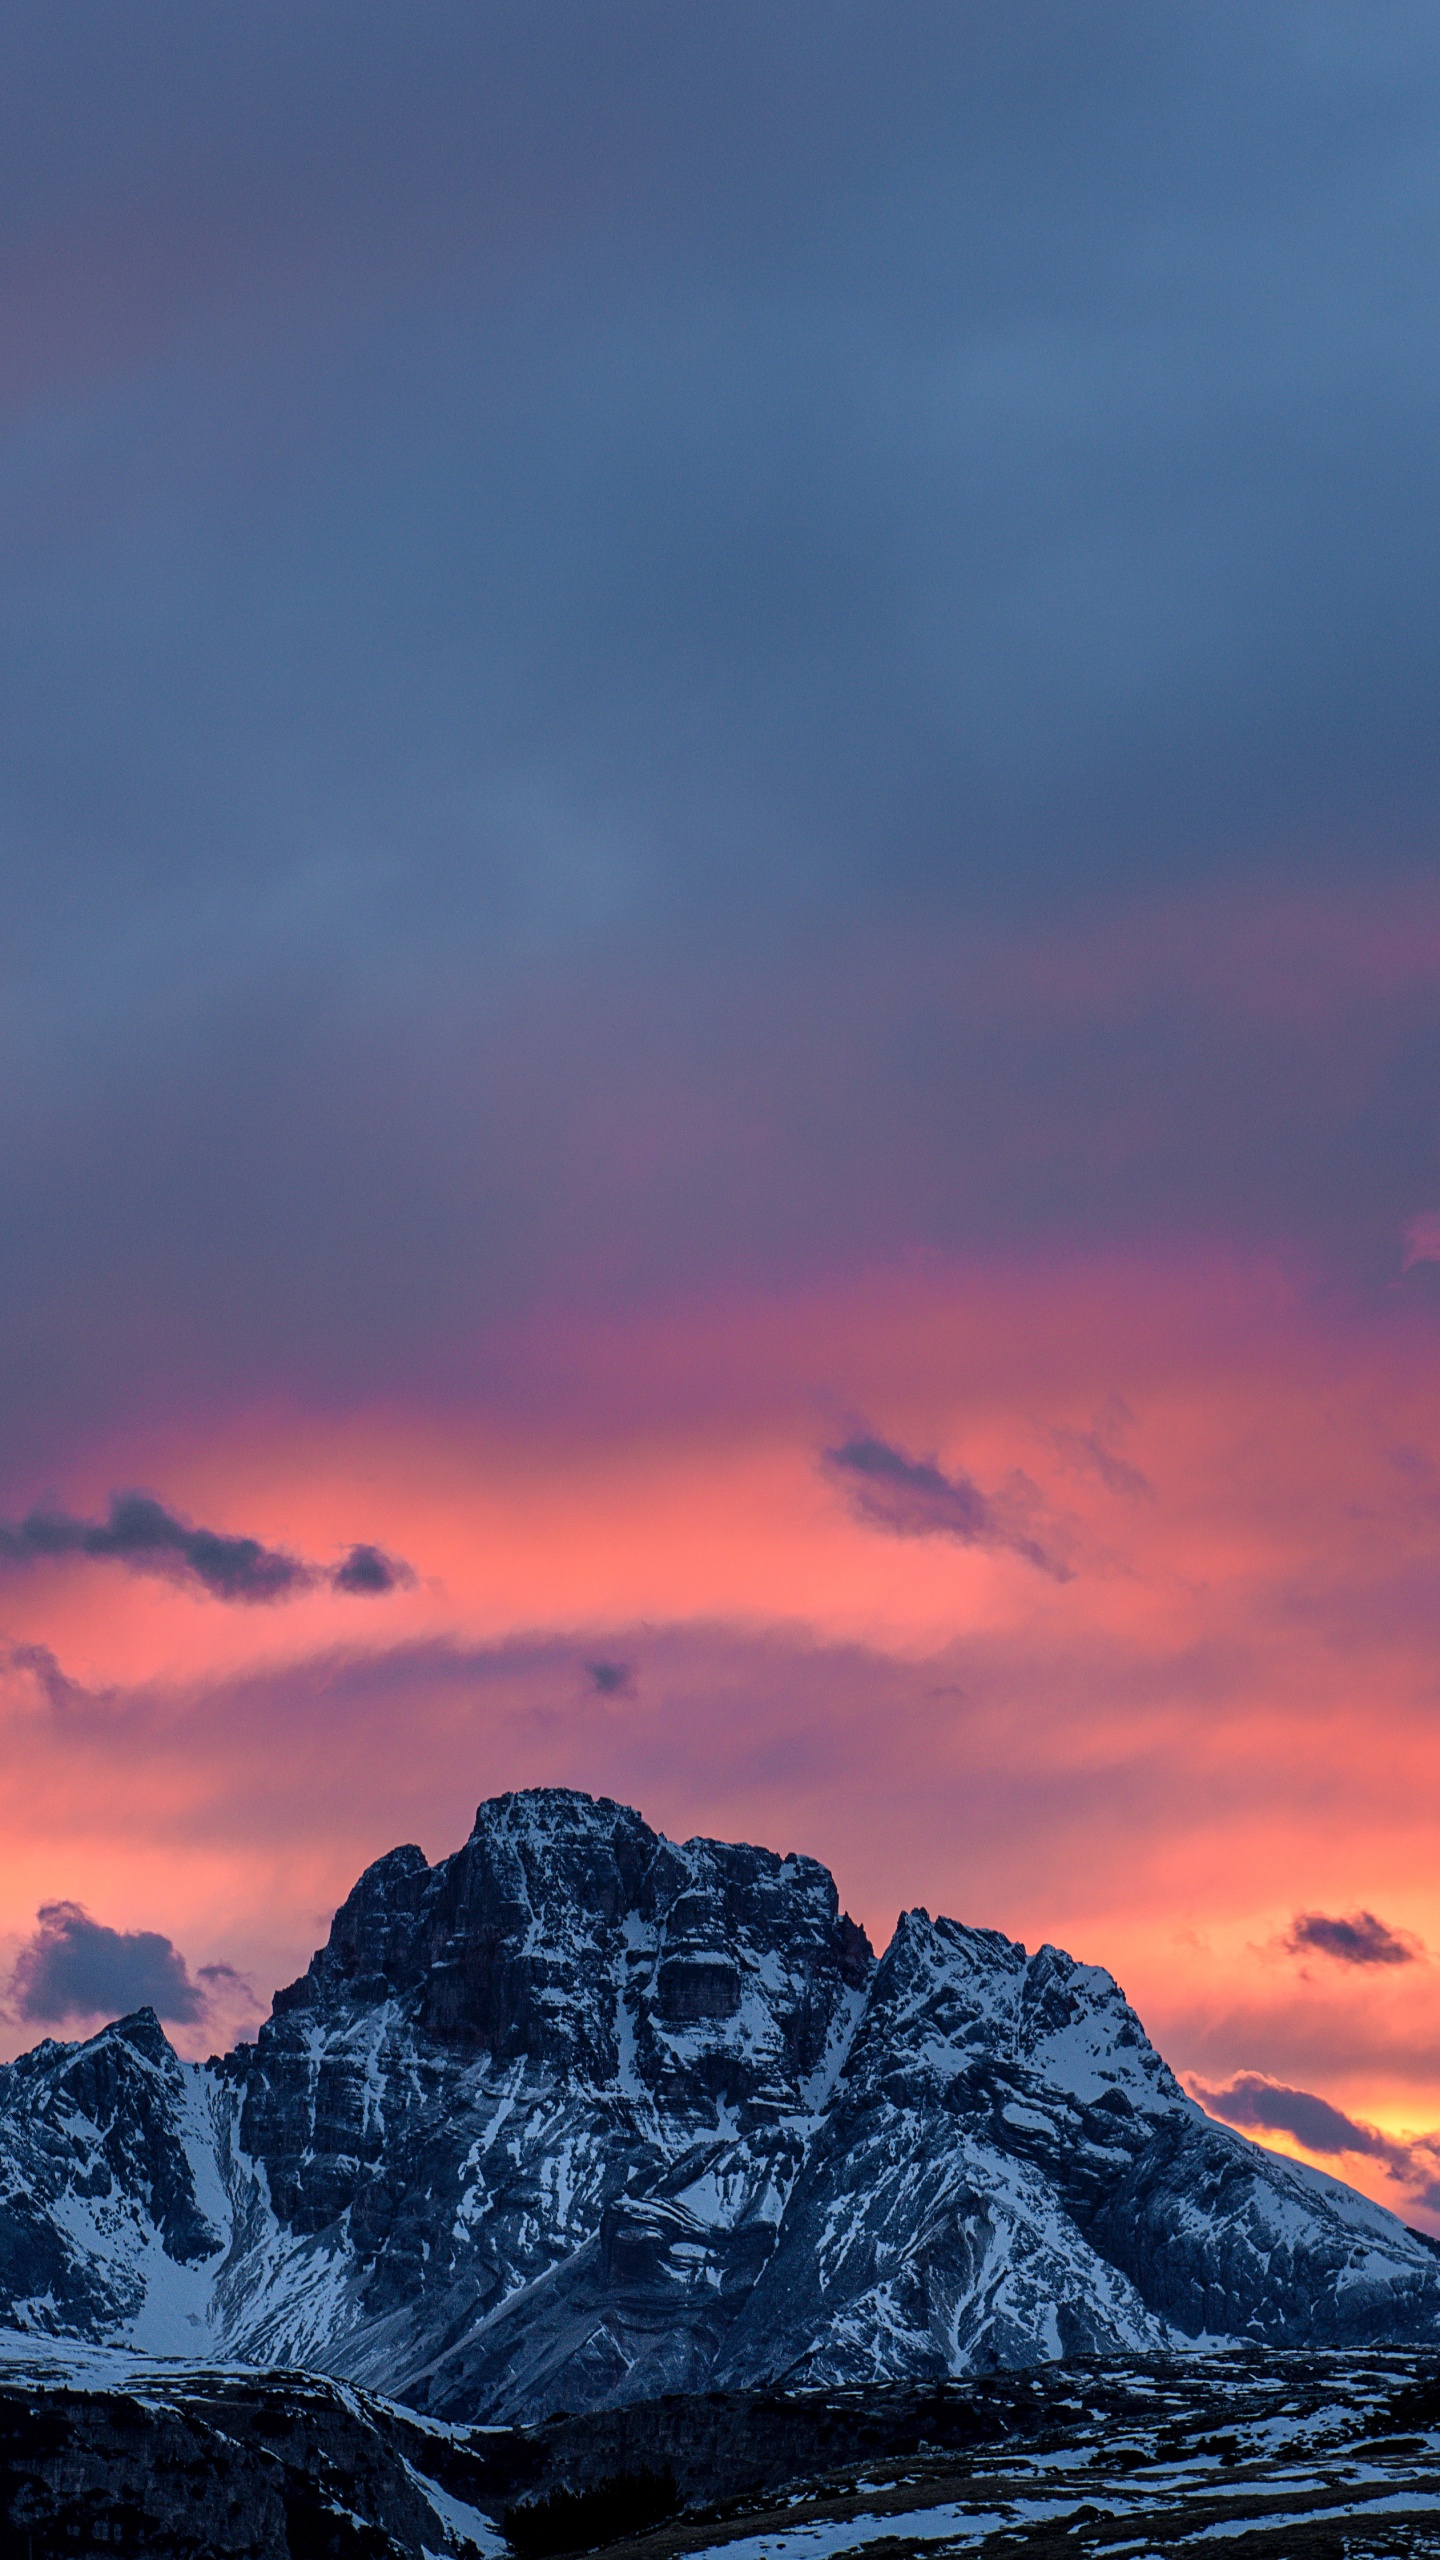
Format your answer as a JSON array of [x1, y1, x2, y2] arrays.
[[3, 1641, 81, 1711], [1286, 1910, 1422, 1968], [0, 1492, 410, 1605], [1048, 1400, 1153, 1501], [821, 1433, 1070, 1578], [1401, 1214, 1440, 1273]]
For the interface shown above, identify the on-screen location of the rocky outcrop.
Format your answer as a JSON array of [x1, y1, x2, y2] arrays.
[[0, 2339, 503, 2556], [0, 1787, 1437, 2420]]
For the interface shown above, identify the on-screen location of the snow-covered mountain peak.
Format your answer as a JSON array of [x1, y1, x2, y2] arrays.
[[844, 1907, 1177, 2114], [1016, 1943, 1185, 2111], [264, 1785, 874, 2124], [1, 1787, 1437, 2418]]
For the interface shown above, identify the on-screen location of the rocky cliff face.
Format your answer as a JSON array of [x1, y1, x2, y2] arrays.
[[0, 1788, 1436, 2420]]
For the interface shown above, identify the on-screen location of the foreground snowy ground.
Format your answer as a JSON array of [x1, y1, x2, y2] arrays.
[[664, 2351, 1440, 2559], [2, 2335, 1439, 2558]]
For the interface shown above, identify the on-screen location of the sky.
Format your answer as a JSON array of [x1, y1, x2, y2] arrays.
[[2, 0, 1440, 2230]]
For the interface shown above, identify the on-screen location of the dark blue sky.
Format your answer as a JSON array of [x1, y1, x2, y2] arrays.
[[3, 0, 1440, 1469]]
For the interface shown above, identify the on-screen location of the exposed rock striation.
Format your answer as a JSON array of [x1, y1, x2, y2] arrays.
[[0, 1788, 1437, 2420]]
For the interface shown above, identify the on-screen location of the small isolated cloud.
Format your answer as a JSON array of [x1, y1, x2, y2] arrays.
[[0, 1491, 411, 1606], [9, 1901, 209, 2026], [821, 1433, 1070, 1579], [1402, 1213, 1440, 1272], [330, 1542, 414, 1596], [194, 1959, 263, 2027], [586, 1658, 633, 1695], [1286, 1909, 1422, 1968]]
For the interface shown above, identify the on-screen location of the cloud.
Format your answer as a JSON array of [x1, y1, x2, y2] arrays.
[[0, 1491, 306, 1602], [1196, 2070, 1389, 2159], [8, 1901, 209, 2026], [1194, 2072, 1440, 2214], [1402, 1214, 1440, 1272], [821, 1434, 1069, 1579], [4, 0, 1440, 1488], [0, 1492, 411, 1605], [1286, 1910, 1422, 1968], [330, 1542, 414, 1596], [3, 1641, 80, 1711], [586, 1658, 633, 1694], [1049, 1401, 1153, 1501]]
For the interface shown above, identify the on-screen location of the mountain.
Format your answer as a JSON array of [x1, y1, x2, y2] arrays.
[[0, 1787, 1436, 2422]]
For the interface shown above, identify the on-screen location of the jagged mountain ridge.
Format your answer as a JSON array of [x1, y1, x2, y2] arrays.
[[0, 1786, 1436, 2421]]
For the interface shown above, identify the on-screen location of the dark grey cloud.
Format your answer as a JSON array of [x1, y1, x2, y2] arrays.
[[1286, 1910, 1422, 1967], [0, 1493, 410, 1604], [1195, 2073, 1440, 2214], [1197, 2071, 1387, 2159], [0, 1491, 307, 1602], [9, 1901, 208, 2026], [330, 1543, 415, 1597], [586, 1659, 634, 1696], [822, 1435, 1069, 1579]]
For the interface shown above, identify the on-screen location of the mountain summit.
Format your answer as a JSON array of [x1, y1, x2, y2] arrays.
[[1, 1787, 1435, 2419]]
